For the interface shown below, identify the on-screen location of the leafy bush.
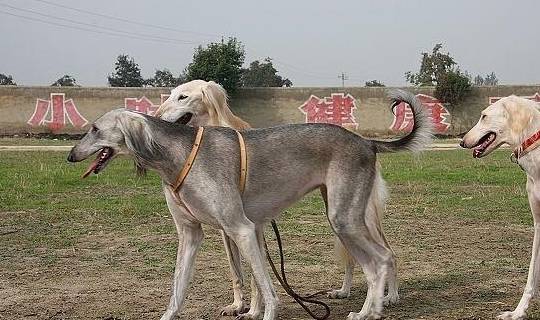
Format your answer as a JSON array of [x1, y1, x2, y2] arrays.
[[0, 73, 16, 85], [434, 69, 471, 105]]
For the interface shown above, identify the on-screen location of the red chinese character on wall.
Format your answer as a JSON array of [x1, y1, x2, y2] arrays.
[[489, 92, 540, 104], [160, 94, 170, 104], [124, 96, 159, 115], [390, 94, 450, 133], [299, 93, 358, 128], [27, 93, 88, 132]]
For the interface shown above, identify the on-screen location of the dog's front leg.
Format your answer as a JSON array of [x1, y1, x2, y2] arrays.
[[239, 226, 266, 319], [161, 187, 204, 320], [220, 231, 249, 316], [160, 223, 204, 320], [499, 177, 540, 320]]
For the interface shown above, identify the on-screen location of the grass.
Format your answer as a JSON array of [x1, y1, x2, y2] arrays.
[[0, 137, 77, 146], [0, 149, 538, 319]]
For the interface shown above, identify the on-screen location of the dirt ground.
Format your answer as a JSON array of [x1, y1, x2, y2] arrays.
[[2, 208, 538, 320], [1, 149, 540, 319]]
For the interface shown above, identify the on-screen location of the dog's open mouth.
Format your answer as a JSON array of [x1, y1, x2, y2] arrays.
[[472, 132, 496, 158], [176, 112, 193, 125], [82, 147, 114, 178]]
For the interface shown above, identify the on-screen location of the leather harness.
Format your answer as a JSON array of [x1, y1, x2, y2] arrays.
[[170, 127, 247, 221]]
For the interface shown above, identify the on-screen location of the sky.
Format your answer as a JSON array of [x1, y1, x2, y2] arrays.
[[0, 0, 539, 87]]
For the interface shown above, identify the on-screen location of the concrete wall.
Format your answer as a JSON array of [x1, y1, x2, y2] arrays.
[[1, 85, 539, 136]]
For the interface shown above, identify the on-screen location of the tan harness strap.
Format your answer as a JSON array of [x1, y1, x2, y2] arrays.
[[171, 128, 247, 222], [173, 126, 205, 192], [236, 130, 247, 194]]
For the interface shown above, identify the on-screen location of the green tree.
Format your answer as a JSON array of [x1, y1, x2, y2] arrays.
[[484, 72, 498, 86], [474, 72, 498, 86], [434, 69, 471, 105], [147, 69, 182, 87], [365, 80, 385, 87], [241, 58, 292, 87], [0, 73, 16, 85], [406, 43, 472, 104], [405, 43, 456, 86], [108, 54, 145, 87], [184, 37, 245, 92], [474, 75, 484, 86], [51, 75, 78, 87]]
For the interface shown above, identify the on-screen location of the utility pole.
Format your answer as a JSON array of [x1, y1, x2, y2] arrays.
[[338, 72, 348, 88]]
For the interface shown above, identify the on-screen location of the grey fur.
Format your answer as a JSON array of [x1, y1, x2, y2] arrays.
[[373, 89, 433, 153], [67, 93, 432, 320]]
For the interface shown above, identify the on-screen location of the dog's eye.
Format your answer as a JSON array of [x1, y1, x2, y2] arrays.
[[481, 115, 487, 120], [178, 94, 188, 101], [91, 125, 98, 133]]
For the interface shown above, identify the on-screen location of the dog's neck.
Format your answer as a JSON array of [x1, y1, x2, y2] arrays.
[[133, 121, 199, 185], [506, 102, 540, 149], [505, 102, 540, 176]]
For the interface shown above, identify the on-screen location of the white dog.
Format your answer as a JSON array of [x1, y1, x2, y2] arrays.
[[155, 80, 399, 317], [461, 95, 540, 320]]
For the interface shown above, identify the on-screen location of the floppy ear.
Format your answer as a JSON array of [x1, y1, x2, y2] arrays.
[[201, 81, 231, 126], [117, 113, 163, 174], [503, 99, 533, 136], [201, 81, 251, 129]]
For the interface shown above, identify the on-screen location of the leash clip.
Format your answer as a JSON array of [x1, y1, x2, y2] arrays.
[[510, 152, 518, 164]]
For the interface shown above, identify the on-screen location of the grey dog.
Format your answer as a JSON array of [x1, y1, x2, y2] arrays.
[[67, 90, 431, 320]]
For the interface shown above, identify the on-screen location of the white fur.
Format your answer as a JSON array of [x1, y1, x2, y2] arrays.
[[462, 96, 540, 320]]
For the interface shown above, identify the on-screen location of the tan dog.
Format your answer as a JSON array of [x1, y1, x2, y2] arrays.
[[461, 96, 540, 320], [156, 80, 399, 318]]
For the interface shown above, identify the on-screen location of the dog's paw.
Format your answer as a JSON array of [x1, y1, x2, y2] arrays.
[[327, 288, 350, 299], [383, 292, 399, 306], [220, 302, 249, 316], [347, 311, 381, 320], [497, 311, 526, 320], [235, 312, 260, 320]]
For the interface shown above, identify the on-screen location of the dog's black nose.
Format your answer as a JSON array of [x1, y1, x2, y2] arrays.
[[67, 151, 75, 162], [459, 140, 465, 148]]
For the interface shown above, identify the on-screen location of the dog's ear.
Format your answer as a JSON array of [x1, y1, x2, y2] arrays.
[[117, 113, 163, 174], [201, 81, 251, 129], [503, 99, 533, 136], [201, 81, 233, 126]]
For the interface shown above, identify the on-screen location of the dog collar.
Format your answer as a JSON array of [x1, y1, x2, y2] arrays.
[[513, 129, 540, 160]]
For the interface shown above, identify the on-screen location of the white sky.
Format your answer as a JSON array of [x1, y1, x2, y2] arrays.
[[0, 0, 539, 87]]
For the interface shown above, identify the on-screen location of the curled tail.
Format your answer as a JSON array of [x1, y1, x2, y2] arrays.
[[373, 89, 433, 153]]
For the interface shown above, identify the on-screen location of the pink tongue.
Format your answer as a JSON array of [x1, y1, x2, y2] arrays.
[[82, 156, 100, 178]]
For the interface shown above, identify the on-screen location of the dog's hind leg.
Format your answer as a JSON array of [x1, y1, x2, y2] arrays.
[[498, 177, 540, 320], [368, 169, 399, 306], [220, 232, 249, 316], [326, 177, 392, 320], [328, 237, 355, 299], [321, 186, 356, 300]]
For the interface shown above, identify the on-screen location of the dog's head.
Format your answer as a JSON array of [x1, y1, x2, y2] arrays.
[[461, 96, 537, 158], [67, 109, 162, 177], [155, 79, 232, 127]]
